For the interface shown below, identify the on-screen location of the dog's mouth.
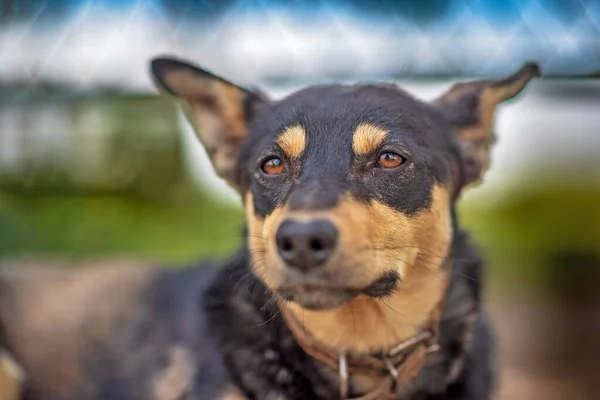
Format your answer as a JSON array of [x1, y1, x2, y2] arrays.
[[277, 286, 358, 310], [276, 270, 400, 310]]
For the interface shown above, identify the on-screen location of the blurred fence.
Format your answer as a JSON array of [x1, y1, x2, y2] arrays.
[[1, 0, 599, 90], [0, 87, 184, 197]]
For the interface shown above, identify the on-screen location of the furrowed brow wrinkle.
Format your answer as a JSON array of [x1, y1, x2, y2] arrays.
[[352, 123, 389, 156], [277, 125, 306, 158]]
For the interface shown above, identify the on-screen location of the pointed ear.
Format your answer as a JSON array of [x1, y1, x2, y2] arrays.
[[434, 62, 541, 184], [150, 56, 268, 188]]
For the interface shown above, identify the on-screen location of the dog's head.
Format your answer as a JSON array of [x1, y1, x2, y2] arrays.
[[151, 59, 539, 311]]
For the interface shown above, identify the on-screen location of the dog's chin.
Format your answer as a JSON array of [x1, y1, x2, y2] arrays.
[[277, 288, 358, 310], [276, 270, 401, 311]]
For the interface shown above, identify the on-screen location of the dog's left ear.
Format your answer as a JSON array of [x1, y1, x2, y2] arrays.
[[433, 63, 541, 184], [150, 56, 268, 189]]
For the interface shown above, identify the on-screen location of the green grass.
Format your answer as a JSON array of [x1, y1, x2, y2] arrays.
[[459, 183, 600, 291], [0, 190, 245, 265]]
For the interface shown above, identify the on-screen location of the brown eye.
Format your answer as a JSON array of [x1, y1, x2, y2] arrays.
[[261, 157, 285, 175], [377, 152, 405, 169]]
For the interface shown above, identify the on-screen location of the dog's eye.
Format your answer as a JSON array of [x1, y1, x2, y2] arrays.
[[261, 157, 285, 175], [376, 152, 405, 169]]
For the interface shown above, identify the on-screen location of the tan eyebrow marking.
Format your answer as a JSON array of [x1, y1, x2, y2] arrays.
[[277, 125, 306, 158], [352, 123, 389, 156]]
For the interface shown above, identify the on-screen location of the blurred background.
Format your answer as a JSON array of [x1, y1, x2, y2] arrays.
[[0, 0, 599, 399]]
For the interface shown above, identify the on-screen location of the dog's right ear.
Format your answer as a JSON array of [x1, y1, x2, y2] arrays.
[[433, 62, 540, 185], [150, 56, 268, 188]]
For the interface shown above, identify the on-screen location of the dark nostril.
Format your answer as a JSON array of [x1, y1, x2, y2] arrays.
[[281, 238, 293, 252], [309, 238, 324, 252], [275, 219, 338, 271]]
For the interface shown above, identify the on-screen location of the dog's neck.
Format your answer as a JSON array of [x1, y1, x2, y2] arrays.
[[283, 258, 451, 356]]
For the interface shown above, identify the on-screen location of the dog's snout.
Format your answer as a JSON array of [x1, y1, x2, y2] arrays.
[[276, 219, 338, 271]]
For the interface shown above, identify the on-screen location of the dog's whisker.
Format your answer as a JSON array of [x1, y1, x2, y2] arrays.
[[364, 245, 483, 264], [248, 257, 266, 272], [408, 256, 479, 282], [451, 271, 478, 282], [376, 298, 424, 331], [257, 306, 283, 326], [246, 262, 268, 302], [246, 249, 267, 256], [242, 235, 269, 241], [231, 270, 255, 293]]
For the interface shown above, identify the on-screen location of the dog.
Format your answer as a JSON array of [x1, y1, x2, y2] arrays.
[[0, 58, 540, 400]]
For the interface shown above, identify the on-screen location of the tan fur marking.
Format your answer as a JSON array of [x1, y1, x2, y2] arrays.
[[245, 193, 286, 290], [160, 68, 212, 98], [247, 186, 452, 359], [277, 125, 306, 158], [461, 68, 537, 151], [352, 123, 388, 156], [187, 104, 233, 177], [188, 81, 247, 181], [213, 80, 247, 141], [287, 187, 450, 354], [219, 387, 248, 400], [453, 89, 496, 180], [434, 63, 538, 184], [162, 68, 249, 182], [0, 260, 156, 399], [279, 187, 451, 394]]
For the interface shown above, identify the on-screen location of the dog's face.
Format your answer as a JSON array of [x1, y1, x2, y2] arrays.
[[239, 86, 460, 311], [151, 59, 539, 311]]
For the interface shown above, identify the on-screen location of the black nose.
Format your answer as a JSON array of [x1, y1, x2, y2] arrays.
[[275, 219, 338, 271]]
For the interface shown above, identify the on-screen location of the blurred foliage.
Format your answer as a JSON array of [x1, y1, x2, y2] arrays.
[[0, 189, 244, 264], [0, 91, 185, 198], [0, 90, 250, 265], [461, 184, 600, 293]]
